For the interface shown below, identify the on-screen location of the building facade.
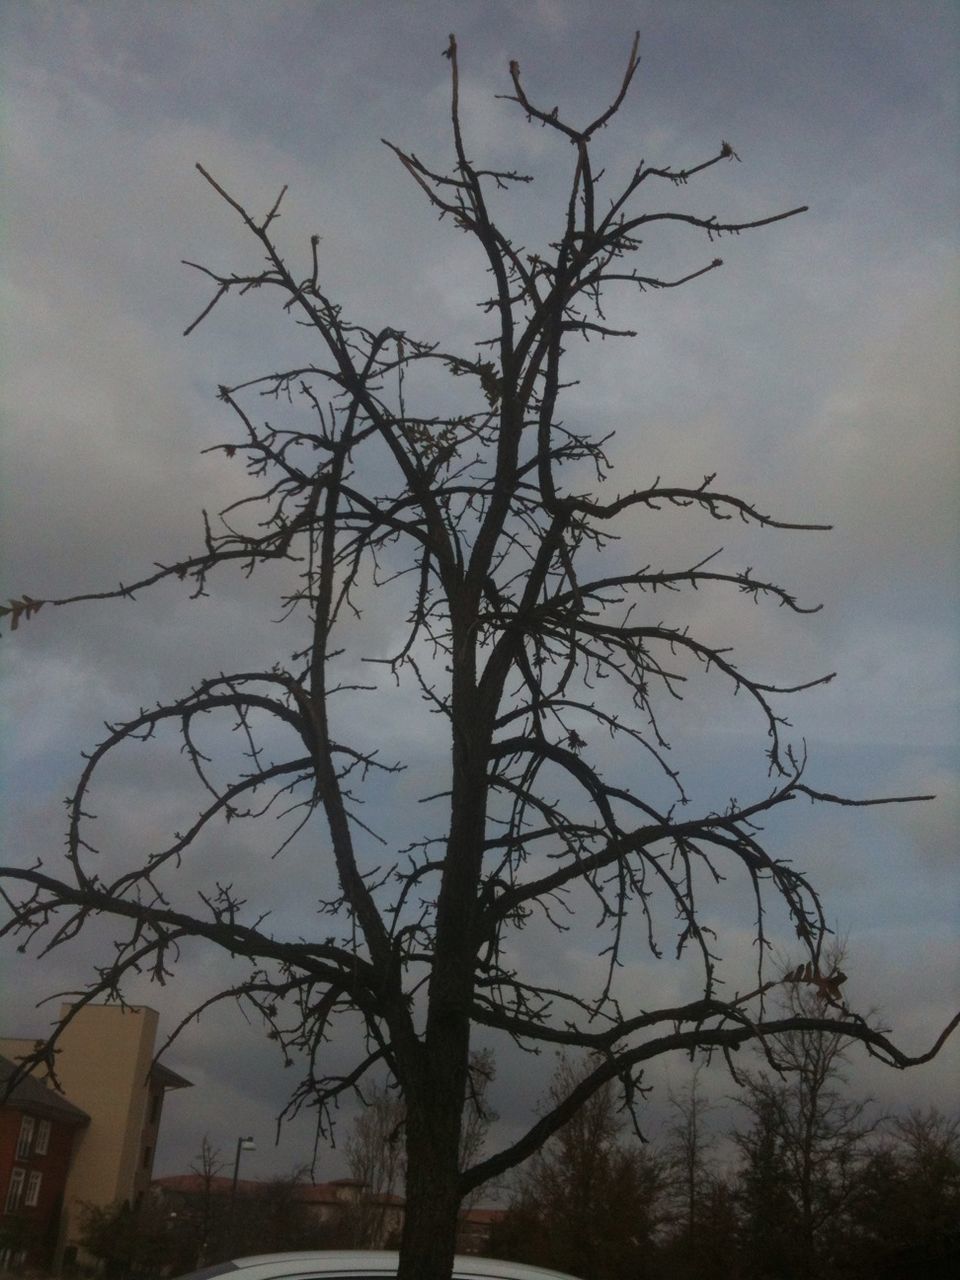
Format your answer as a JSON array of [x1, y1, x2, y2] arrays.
[[0, 1056, 89, 1270], [153, 1173, 503, 1260], [0, 1003, 190, 1268]]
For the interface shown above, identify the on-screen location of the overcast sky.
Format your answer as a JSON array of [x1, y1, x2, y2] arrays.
[[1, 1, 957, 1187]]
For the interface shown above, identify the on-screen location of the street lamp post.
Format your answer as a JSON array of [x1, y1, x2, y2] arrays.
[[230, 1135, 256, 1207]]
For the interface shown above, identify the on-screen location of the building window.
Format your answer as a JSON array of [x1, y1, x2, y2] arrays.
[[4, 1168, 26, 1213], [15, 1115, 35, 1160], [34, 1119, 52, 1156], [24, 1172, 42, 1209]]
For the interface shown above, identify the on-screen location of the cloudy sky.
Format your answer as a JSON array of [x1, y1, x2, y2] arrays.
[[2, 0, 957, 1186]]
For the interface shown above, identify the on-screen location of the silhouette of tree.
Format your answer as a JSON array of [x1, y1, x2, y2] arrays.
[[178, 1136, 228, 1267], [491, 1055, 664, 1280], [659, 1068, 736, 1280], [735, 1087, 804, 1278], [2, 31, 955, 1280], [77, 1199, 173, 1280], [840, 1109, 960, 1279], [665, 1067, 715, 1239], [344, 1083, 406, 1248], [733, 962, 879, 1279]]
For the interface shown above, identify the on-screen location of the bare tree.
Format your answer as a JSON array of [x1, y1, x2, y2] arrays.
[[735, 1086, 800, 1278], [663, 1065, 722, 1264], [665, 1067, 715, 1238], [345, 1083, 406, 1247], [345, 1049, 497, 1244], [733, 960, 881, 1279], [492, 1054, 664, 1280], [842, 1108, 960, 1277], [1, 32, 956, 1280], [188, 1136, 227, 1266], [461, 1050, 499, 1199]]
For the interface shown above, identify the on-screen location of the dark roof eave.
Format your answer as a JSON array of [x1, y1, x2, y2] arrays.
[[151, 1062, 192, 1090], [0, 1055, 90, 1124]]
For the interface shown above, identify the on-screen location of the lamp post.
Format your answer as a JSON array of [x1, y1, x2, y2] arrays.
[[230, 1135, 256, 1207]]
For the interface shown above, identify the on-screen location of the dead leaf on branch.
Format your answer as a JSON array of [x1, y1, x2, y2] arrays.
[[0, 595, 45, 632], [786, 961, 848, 1006], [478, 361, 503, 408]]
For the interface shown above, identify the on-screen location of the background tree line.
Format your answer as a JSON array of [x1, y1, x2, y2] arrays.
[[77, 1027, 957, 1280], [493, 1080, 958, 1280], [489, 1023, 959, 1280], [76, 1052, 497, 1276], [78, 1167, 333, 1279]]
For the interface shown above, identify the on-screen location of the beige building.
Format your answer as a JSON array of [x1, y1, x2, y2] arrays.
[[1, 1003, 190, 1263]]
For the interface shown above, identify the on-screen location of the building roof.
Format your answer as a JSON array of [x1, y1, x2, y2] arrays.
[[155, 1174, 260, 1196], [461, 1208, 507, 1226], [153, 1174, 497, 1218], [0, 1054, 90, 1125], [153, 1174, 394, 1205], [151, 1061, 193, 1090]]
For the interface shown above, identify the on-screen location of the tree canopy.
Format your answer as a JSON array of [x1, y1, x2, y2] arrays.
[[2, 32, 955, 1280]]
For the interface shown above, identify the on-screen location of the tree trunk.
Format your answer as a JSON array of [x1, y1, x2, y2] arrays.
[[397, 1092, 464, 1280], [394, 656, 487, 1279]]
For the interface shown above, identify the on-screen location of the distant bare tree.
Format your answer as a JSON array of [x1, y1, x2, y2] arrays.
[[665, 1067, 715, 1239], [2, 31, 956, 1280], [492, 1054, 664, 1280], [242, 1170, 318, 1255], [459, 1049, 499, 1211], [345, 1083, 406, 1247], [345, 1049, 497, 1243], [841, 1108, 960, 1279], [188, 1136, 227, 1265], [734, 959, 880, 1279]]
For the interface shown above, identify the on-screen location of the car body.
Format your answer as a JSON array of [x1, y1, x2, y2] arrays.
[[175, 1252, 579, 1280]]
